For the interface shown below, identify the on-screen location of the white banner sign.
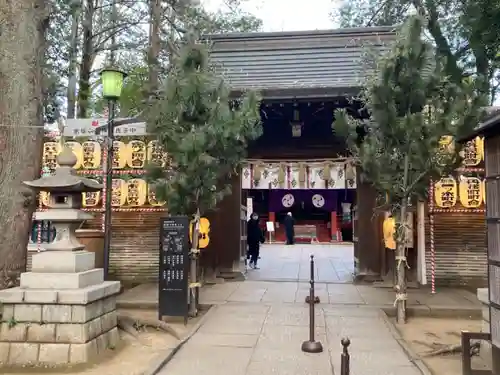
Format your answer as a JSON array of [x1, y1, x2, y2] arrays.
[[65, 118, 147, 137]]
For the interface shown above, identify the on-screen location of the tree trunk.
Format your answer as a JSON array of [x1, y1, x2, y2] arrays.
[[0, 0, 48, 289], [395, 200, 408, 323], [395, 155, 410, 324], [189, 208, 200, 317], [66, 0, 81, 119], [77, 0, 94, 118], [147, 0, 162, 97]]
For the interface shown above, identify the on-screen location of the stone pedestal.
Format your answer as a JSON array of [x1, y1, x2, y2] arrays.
[[0, 251, 120, 366], [477, 288, 492, 364]]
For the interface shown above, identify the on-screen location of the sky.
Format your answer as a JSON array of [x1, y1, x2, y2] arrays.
[[202, 0, 337, 32]]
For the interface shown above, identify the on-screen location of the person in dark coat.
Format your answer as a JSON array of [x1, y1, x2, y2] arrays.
[[284, 212, 295, 245], [247, 213, 264, 269]]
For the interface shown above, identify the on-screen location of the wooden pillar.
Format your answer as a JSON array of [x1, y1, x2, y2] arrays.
[[355, 179, 382, 280], [417, 201, 427, 285], [330, 211, 338, 241]]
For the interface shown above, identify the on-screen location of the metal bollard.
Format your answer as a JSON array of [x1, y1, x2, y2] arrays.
[[340, 338, 350, 375], [305, 254, 320, 304], [301, 255, 323, 353]]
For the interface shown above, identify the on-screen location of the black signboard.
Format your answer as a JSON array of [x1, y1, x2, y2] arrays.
[[158, 216, 189, 320]]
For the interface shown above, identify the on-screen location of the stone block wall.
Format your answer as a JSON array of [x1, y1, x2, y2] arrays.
[[0, 292, 119, 366]]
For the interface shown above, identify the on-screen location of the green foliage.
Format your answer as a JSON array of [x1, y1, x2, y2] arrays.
[[146, 33, 262, 216], [332, 0, 408, 28], [332, 0, 500, 103], [334, 16, 484, 206]]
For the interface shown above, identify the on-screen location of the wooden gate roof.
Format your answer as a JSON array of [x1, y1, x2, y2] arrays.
[[205, 27, 396, 98]]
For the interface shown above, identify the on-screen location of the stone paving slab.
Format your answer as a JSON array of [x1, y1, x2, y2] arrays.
[[158, 301, 422, 375], [245, 244, 354, 283]]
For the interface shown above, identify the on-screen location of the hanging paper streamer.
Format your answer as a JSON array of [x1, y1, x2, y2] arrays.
[[459, 176, 483, 208], [126, 179, 147, 206], [63, 141, 83, 169], [433, 176, 457, 208], [82, 141, 102, 169], [126, 140, 146, 169]]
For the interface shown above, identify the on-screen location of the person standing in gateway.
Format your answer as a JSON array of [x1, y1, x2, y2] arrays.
[[247, 212, 265, 269], [284, 212, 295, 245]]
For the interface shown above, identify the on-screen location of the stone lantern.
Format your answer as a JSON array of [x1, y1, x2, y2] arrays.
[[0, 148, 121, 367]]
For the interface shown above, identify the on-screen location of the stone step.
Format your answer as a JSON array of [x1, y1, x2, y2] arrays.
[[20, 269, 104, 290]]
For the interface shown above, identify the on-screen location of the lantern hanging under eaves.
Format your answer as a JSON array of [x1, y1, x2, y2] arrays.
[[111, 179, 127, 206], [148, 184, 166, 206], [434, 176, 457, 208], [126, 178, 147, 206], [291, 123, 302, 137], [127, 140, 146, 169], [82, 141, 101, 169], [112, 141, 128, 169]]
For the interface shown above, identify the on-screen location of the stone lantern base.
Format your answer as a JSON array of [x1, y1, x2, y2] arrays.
[[0, 251, 120, 367]]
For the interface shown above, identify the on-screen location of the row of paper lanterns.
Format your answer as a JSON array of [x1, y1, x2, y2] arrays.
[[438, 136, 484, 167], [433, 176, 485, 208], [40, 179, 165, 207], [42, 140, 168, 170]]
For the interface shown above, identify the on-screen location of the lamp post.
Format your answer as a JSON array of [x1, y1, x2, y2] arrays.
[[100, 67, 126, 278]]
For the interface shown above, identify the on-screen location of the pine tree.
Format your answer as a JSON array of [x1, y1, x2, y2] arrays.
[[334, 15, 483, 323], [147, 33, 261, 314]]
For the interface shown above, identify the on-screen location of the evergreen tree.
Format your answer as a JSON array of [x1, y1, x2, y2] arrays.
[[147, 33, 261, 216], [146, 33, 261, 314], [334, 16, 483, 323]]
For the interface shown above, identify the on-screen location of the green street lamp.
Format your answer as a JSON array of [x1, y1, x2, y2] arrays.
[[100, 68, 126, 99], [99, 67, 126, 279]]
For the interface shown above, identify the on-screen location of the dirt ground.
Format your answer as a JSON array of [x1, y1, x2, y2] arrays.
[[396, 317, 490, 375], [1, 308, 206, 375]]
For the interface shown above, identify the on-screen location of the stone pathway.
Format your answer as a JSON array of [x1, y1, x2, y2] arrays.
[[245, 243, 354, 283], [122, 244, 480, 374], [158, 293, 421, 375]]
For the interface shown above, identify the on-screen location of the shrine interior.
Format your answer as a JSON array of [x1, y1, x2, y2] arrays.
[[244, 98, 365, 243]]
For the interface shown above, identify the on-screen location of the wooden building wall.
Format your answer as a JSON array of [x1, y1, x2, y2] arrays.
[[424, 209, 487, 287], [354, 180, 384, 279], [76, 175, 243, 284], [85, 212, 163, 283]]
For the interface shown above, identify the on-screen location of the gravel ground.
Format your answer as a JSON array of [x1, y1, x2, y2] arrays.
[[396, 317, 489, 375]]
